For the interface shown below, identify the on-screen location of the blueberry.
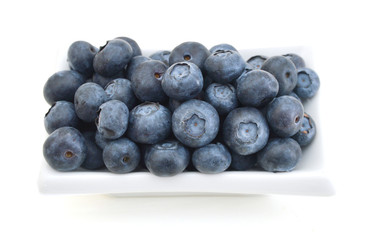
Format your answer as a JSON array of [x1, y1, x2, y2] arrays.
[[44, 70, 85, 105], [292, 113, 316, 147], [233, 62, 255, 87], [209, 43, 237, 53], [223, 107, 269, 155], [80, 131, 105, 170], [77, 122, 97, 132], [115, 36, 142, 57], [137, 143, 150, 170], [168, 98, 183, 113], [257, 138, 302, 172], [261, 56, 297, 96], [247, 55, 267, 69], [172, 99, 219, 148], [266, 96, 304, 137], [288, 91, 302, 102], [43, 127, 87, 171], [150, 50, 171, 66], [230, 152, 257, 171], [192, 143, 231, 174], [203, 75, 214, 90], [236, 70, 279, 107], [294, 68, 320, 99], [169, 42, 210, 70], [103, 138, 141, 173], [104, 78, 139, 110], [126, 55, 150, 80], [283, 53, 305, 69], [144, 140, 190, 177], [204, 50, 246, 84], [95, 130, 114, 149], [96, 100, 129, 140], [162, 62, 203, 101], [131, 60, 168, 103], [93, 39, 133, 77], [92, 71, 125, 88], [44, 101, 79, 134], [67, 41, 98, 78], [204, 83, 239, 116], [74, 82, 108, 123], [127, 102, 171, 144], [168, 90, 204, 112], [194, 90, 205, 100]]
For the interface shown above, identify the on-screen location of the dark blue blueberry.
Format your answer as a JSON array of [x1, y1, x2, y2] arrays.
[[103, 138, 141, 173], [169, 42, 210, 70], [185, 151, 197, 171], [115, 36, 142, 57], [95, 130, 114, 149], [74, 82, 108, 123], [230, 152, 257, 171], [203, 75, 214, 90], [283, 53, 305, 69], [204, 50, 246, 84], [126, 55, 150, 80], [294, 68, 320, 99], [67, 41, 98, 78], [80, 131, 105, 170], [288, 92, 301, 102], [209, 43, 237, 53], [43, 127, 87, 171], [261, 56, 298, 96], [77, 122, 97, 132], [213, 116, 226, 144], [194, 90, 205, 100], [292, 113, 316, 147], [236, 70, 279, 107], [150, 50, 171, 66], [172, 99, 219, 148], [44, 70, 85, 105], [257, 138, 302, 172], [247, 55, 267, 69], [104, 78, 139, 110], [266, 96, 304, 137], [131, 60, 168, 103], [223, 107, 269, 155], [144, 140, 190, 177], [168, 90, 204, 113], [93, 39, 133, 77], [136, 143, 150, 170], [92, 71, 125, 88], [168, 98, 183, 113], [96, 100, 129, 140], [257, 104, 269, 119], [162, 62, 203, 101], [233, 62, 255, 87], [44, 101, 79, 134], [127, 102, 171, 144], [192, 143, 231, 174], [204, 83, 239, 116]]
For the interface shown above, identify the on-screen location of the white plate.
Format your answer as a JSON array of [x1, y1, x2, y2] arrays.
[[38, 46, 335, 196]]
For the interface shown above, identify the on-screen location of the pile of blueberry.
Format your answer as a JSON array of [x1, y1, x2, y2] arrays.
[[43, 37, 320, 176]]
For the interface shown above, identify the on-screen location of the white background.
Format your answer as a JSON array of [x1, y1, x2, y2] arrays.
[[1, 0, 369, 239]]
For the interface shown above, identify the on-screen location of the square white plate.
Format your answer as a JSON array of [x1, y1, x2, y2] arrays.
[[38, 46, 335, 196]]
